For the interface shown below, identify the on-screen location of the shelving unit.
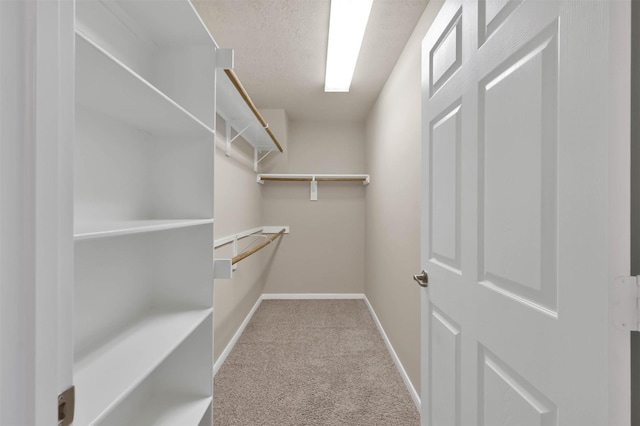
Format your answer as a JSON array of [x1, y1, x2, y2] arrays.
[[74, 1, 215, 424]]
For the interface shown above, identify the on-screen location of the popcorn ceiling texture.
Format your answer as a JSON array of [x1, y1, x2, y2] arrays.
[[193, 0, 429, 121], [213, 299, 419, 425]]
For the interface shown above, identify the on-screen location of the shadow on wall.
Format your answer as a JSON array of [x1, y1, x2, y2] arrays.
[[261, 237, 284, 288]]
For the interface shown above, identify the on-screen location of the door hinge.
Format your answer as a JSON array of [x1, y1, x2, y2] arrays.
[[613, 276, 640, 331], [58, 386, 75, 426]]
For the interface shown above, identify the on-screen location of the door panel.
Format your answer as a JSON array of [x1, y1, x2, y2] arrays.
[[429, 8, 462, 96], [478, 0, 523, 46], [428, 306, 461, 426], [430, 101, 462, 272], [478, 20, 558, 313], [421, 1, 631, 425], [479, 345, 557, 426]]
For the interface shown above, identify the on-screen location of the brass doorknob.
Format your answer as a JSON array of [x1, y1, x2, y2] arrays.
[[413, 270, 429, 287]]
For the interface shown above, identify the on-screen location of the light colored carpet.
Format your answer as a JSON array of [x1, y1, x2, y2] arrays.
[[213, 299, 420, 425]]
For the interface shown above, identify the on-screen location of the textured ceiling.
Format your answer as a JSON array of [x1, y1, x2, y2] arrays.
[[193, 0, 429, 122]]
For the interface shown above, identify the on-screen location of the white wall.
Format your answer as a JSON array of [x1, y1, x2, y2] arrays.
[[364, 0, 445, 397], [213, 117, 266, 361], [213, 109, 289, 362]]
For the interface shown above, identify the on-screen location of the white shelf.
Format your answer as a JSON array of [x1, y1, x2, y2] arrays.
[[79, 0, 218, 48], [73, 2, 214, 424], [257, 174, 370, 200], [74, 219, 214, 241], [217, 71, 281, 152], [74, 309, 213, 426], [76, 31, 215, 138], [257, 173, 370, 184], [128, 395, 212, 426]]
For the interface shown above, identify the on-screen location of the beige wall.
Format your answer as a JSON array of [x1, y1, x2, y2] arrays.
[[364, 0, 444, 397], [260, 108, 289, 173], [213, 129, 265, 362], [262, 120, 366, 294], [213, 110, 288, 362]]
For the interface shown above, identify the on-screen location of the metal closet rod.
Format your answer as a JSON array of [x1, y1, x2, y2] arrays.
[[231, 228, 286, 265], [223, 69, 284, 153]]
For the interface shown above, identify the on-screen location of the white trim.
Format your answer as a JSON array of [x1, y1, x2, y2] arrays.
[[364, 296, 421, 412], [261, 293, 365, 300], [213, 296, 263, 375]]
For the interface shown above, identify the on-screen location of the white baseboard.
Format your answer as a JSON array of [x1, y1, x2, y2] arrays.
[[213, 296, 263, 375], [364, 296, 421, 412], [261, 293, 365, 300]]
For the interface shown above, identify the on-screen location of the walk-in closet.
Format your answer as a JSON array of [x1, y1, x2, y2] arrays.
[[1, 0, 638, 424]]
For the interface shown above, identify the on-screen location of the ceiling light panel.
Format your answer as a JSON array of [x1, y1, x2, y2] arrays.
[[324, 0, 374, 92]]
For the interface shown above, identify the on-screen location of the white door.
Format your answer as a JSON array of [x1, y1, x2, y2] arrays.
[[420, 1, 631, 425]]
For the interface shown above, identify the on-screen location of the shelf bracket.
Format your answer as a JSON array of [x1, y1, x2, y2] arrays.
[[225, 121, 254, 157], [232, 236, 238, 271], [254, 150, 273, 172], [215, 48, 234, 70], [310, 176, 318, 201]]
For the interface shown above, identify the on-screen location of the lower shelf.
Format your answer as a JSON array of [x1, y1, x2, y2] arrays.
[[128, 395, 212, 426], [73, 309, 213, 425]]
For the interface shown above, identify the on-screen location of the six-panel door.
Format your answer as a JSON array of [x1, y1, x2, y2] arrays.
[[421, 1, 631, 425]]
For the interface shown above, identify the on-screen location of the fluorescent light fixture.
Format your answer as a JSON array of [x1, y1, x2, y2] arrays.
[[324, 0, 374, 92]]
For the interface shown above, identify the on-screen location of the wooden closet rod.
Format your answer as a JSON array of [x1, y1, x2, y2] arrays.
[[260, 177, 368, 182], [224, 69, 284, 153], [231, 228, 286, 265]]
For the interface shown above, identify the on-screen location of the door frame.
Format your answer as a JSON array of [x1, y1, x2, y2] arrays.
[[0, 0, 74, 423]]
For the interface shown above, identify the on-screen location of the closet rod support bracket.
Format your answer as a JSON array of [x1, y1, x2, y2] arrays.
[[254, 150, 273, 172], [215, 48, 234, 70], [225, 121, 255, 157]]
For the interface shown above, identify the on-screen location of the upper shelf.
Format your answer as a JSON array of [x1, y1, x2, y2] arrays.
[[257, 174, 370, 200], [217, 69, 284, 153], [76, 0, 217, 48], [76, 32, 215, 138], [75, 0, 218, 128], [257, 174, 370, 184]]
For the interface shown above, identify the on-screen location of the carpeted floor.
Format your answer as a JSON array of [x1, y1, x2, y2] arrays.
[[213, 299, 420, 425]]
